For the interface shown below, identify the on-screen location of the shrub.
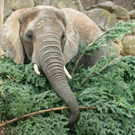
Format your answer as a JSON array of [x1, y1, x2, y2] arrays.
[[0, 22, 135, 135]]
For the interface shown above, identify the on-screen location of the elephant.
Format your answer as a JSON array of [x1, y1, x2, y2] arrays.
[[0, 6, 108, 127]]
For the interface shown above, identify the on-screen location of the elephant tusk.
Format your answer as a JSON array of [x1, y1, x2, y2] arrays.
[[64, 66, 72, 79], [34, 64, 40, 75]]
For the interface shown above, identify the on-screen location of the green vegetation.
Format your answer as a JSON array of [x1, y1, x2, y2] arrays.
[[0, 22, 135, 135]]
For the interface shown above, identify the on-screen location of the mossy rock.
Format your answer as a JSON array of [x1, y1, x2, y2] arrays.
[[51, 0, 77, 9], [113, 5, 130, 21], [122, 35, 135, 55], [86, 8, 118, 31], [98, 1, 116, 12], [129, 10, 135, 19]]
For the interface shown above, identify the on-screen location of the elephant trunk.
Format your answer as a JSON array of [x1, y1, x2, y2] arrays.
[[35, 38, 79, 126]]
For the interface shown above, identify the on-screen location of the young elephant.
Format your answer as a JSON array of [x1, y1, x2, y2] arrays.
[[0, 6, 108, 126]]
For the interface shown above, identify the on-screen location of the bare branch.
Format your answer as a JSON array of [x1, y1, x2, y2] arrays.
[[0, 106, 96, 128]]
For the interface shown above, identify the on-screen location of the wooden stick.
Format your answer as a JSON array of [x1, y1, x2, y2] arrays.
[[0, 106, 96, 128]]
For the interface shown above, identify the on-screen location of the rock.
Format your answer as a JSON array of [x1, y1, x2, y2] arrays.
[[4, 0, 13, 20], [113, 40, 124, 55], [122, 35, 135, 55], [113, 0, 134, 11], [82, 0, 98, 10], [129, 10, 135, 19], [72, 1, 82, 11], [117, 19, 125, 23], [85, 0, 134, 11], [34, 0, 50, 6], [72, 0, 84, 12], [86, 8, 118, 31], [130, 19, 135, 35], [86, 5, 98, 11], [3, 0, 80, 21], [113, 6, 130, 21], [51, 0, 77, 9], [4, 0, 34, 20], [98, 1, 115, 12], [10, 0, 34, 10]]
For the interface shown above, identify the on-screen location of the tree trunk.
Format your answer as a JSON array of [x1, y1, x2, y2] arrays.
[[0, 1, 4, 134], [0, 0, 4, 55], [0, 0, 4, 28]]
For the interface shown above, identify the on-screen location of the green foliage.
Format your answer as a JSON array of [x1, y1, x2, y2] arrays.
[[69, 56, 135, 135], [11, 114, 68, 135], [0, 22, 135, 135]]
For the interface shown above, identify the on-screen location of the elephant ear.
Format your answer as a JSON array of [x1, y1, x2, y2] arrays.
[[0, 8, 28, 64], [62, 15, 80, 65]]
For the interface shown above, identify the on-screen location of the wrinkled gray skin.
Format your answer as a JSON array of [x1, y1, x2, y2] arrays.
[[0, 6, 108, 127]]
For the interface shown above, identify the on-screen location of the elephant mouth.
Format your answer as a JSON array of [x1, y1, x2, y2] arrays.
[[34, 63, 72, 79]]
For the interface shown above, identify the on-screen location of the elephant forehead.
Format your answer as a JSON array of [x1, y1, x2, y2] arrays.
[[35, 18, 56, 29]]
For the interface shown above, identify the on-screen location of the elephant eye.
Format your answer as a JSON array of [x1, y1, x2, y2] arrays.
[[61, 32, 65, 40], [25, 31, 33, 42], [61, 32, 66, 52]]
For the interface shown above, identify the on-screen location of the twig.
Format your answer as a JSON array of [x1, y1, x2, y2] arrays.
[[93, 55, 132, 76], [92, 56, 121, 76], [80, 56, 133, 86], [80, 106, 96, 109], [0, 106, 96, 128]]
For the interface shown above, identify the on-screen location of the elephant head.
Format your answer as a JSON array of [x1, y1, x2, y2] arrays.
[[0, 6, 80, 126]]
